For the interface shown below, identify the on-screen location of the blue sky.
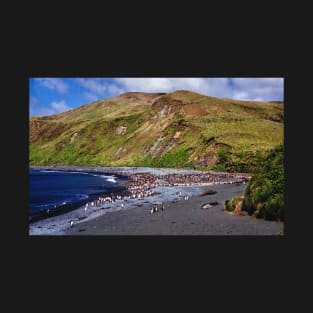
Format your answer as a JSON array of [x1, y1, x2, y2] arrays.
[[29, 78, 284, 116]]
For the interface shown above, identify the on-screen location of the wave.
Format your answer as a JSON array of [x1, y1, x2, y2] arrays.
[[36, 170, 116, 182], [91, 174, 117, 183], [30, 202, 54, 209], [106, 177, 117, 183], [37, 170, 63, 173], [77, 193, 89, 200], [30, 194, 89, 211]]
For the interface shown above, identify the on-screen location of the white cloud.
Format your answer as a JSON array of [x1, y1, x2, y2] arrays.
[[115, 78, 182, 93], [113, 78, 283, 101], [77, 78, 107, 96], [34, 100, 71, 116], [51, 100, 71, 113], [107, 84, 125, 96], [36, 78, 68, 94], [29, 97, 70, 116], [231, 78, 284, 100], [233, 78, 283, 89], [76, 78, 127, 101], [84, 92, 100, 102], [75, 77, 283, 102], [232, 91, 250, 100], [30, 78, 284, 117], [114, 78, 231, 97]]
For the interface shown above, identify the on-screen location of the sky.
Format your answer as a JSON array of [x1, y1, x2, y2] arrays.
[[29, 78, 284, 116]]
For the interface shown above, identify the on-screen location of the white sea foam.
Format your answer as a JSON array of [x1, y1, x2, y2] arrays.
[[106, 177, 117, 183], [77, 194, 89, 200], [92, 174, 117, 183]]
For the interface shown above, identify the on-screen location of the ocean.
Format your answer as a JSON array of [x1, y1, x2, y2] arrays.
[[29, 168, 129, 222]]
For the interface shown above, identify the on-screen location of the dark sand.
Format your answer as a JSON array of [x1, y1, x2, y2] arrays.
[[64, 183, 283, 236]]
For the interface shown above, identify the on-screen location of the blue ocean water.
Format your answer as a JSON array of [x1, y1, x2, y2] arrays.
[[29, 169, 128, 222]]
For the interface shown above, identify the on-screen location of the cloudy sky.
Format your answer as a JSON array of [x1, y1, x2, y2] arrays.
[[29, 78, 284, 116]]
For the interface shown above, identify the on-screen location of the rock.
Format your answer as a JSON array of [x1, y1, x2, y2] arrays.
[[209, 201, 218, 206], [70, 132, 78, 143], [199, 189, 217, 196], [234, 200, 243, 215], [201, 203, 212, 209], [116, 125, 127, 135], [173, 131, 181, 139]]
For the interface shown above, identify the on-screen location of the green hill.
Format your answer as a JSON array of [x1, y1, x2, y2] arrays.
[[29, 90, 284, 171]]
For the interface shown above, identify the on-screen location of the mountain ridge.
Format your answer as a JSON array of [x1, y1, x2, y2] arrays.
[[30, 90, 284, 171]]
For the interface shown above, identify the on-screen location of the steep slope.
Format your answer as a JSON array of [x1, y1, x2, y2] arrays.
[[29, 90, 284, 171]]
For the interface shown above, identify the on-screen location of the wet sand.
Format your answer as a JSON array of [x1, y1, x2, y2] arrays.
[[64, 183, 283, 236]]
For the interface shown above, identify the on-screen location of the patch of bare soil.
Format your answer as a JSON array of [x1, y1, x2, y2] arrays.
[[183, 103, 208, 117]]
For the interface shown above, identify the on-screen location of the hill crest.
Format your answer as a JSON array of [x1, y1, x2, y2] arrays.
[[30, 90, 284, 171]]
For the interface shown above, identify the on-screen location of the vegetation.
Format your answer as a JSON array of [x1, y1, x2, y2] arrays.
[[224, 196, 244, 212], [216, 149, 267, 173], [241, 145, 284, 221], [30, 90, 284, 222], [139, 145, 194, 168], [30, 90, 283, 170]]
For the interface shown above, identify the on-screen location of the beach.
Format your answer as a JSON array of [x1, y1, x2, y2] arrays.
[[29, 166, 283, 235], [64, 183, 282, 235]]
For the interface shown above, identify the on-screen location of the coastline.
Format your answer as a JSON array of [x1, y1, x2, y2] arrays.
[[29, 165, 205, 176], [29, 168, 129, 223], [65, 184, 283, 236], [29, 166, 282, 236]]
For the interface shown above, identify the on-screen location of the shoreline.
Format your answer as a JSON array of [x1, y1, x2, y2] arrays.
[[29, 166, 282, 236], [64, 183, 283, 236], [29, 169, 129, 223], [29, 165, 252, 178]]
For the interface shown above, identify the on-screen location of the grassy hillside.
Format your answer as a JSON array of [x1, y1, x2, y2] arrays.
[[30, 90, 284, 172]]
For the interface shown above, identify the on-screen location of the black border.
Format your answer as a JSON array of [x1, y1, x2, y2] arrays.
[[9, 42, 300, 280]]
